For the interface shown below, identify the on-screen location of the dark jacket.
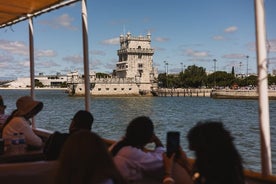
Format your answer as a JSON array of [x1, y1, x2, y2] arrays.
[[43, 131, 69, 160]]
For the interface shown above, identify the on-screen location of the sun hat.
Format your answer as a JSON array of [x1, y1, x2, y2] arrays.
[[0, 95, 6, 108], [14, 96, 43, 117]]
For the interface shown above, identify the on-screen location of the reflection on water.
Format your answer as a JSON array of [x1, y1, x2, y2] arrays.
[[1, 89, 275, 173]]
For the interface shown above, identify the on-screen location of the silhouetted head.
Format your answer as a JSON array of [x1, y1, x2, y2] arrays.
[[0, 95, 6, 114], [187, 121, 233, 152], [187, 121, 244, 184], [125, 116, 154, 148], [111, 116, 155, 156], [57, 130, 125, 184], [69, 110, 94, 134]]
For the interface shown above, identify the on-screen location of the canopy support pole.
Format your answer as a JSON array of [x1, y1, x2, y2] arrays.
[[29, 16, 35, 98], [81, 0, 90, 111], [254, 0, 272, 175], [29, 16, 36, 128]]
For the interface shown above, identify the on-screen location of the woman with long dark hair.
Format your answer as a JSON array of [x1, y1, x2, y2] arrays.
[[110, 116, 165, 183], [163, 121, 245, 184], [187, 121, 244, 184]]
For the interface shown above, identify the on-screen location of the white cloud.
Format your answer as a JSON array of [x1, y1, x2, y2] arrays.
[[246, 39, 276, 53], [185, 49, 209, 57], [91, 50, 106, 56], [224, 26, 238, 33], [154, 46, 165, 51], [223, 53, 246, 59], [37, 60, 60, 68], [268, 39, 276, 52], [36, 50, 57, 57], [213, 35, 224, 40], [19, 61, 31, 67], [39, 14, 77, 30], [63, 55, 83, 64], [0, 53, 14, 63], [155, 37, 169, 42], [0, 40, 28, 55], [101, 37, 119, 45]]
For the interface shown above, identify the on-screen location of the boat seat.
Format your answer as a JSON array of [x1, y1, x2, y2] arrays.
[[0, 160, 58, 184]]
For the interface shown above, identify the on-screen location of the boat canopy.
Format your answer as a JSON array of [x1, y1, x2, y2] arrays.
[[0, 0, 91, 113], [0, 0, 61, 27], [0, 0, 79, 28]]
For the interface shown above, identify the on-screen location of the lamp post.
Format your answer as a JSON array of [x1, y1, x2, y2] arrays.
[[246, 55, 249, 87], [213, 59, 217, 88], [213, 59, 217, 72], [239, 61, 242, 76], [246, 55, 249, 77], [164, 61, 168, 88]]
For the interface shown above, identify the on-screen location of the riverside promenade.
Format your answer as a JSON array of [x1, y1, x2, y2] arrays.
[[211, 89, 276, 100], [155, 88, 212, 97]]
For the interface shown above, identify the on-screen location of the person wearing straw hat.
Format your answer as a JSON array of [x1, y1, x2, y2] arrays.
[[2, 95, 43, 149], [0, 95, 9, 125]]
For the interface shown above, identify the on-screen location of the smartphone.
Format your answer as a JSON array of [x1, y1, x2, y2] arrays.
[[166, 131, 180, 157]]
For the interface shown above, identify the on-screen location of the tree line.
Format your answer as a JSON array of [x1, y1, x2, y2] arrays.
[[158, 64, 276, 88]]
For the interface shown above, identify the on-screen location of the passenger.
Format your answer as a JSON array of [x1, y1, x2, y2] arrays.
[[55, 130, 126, 184], [0, 95, 9, 125], [110, 116, 165, 183], [162, 121, 245, 184], [2, 95, 43, 149], [43, 110, 94, 160]]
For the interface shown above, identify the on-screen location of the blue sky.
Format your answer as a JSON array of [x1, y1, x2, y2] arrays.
[[0, 0, 276, 79]]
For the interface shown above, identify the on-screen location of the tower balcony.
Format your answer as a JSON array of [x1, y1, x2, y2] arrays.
[[116, 68, 127, 72], [117, 48, 154, 55]]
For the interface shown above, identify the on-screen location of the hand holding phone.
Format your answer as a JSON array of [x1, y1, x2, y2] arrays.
[[166, 131, 180, 157]]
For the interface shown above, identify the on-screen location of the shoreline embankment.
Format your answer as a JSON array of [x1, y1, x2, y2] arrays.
[[211, 89, 276, 100]]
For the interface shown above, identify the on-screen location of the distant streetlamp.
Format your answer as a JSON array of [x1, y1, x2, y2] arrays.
[[239, 61, 242, 75], [164, 61, 168, 88], [164, 61, 168, 74], [213, 59, 217, 72], [246, 55, 249, 77], [180, 62, 184, 73], [246, 55, 249, 87], [213, 59, 217, 88]]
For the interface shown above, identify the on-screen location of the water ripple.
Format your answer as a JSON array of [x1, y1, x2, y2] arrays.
[[1, 90, 276, 173]]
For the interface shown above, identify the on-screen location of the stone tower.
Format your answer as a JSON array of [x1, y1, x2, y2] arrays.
[[116, 32, 156, 91]]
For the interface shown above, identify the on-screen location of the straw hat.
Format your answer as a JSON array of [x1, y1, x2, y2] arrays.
[[14, 96, 43, 117], [0, 95, 6, 108]]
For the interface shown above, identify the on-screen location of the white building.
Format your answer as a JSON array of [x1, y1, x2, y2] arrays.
[[5, 73, 67, 88]]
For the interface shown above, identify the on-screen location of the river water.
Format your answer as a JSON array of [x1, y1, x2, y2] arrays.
[[1, 89, 276, 174]]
